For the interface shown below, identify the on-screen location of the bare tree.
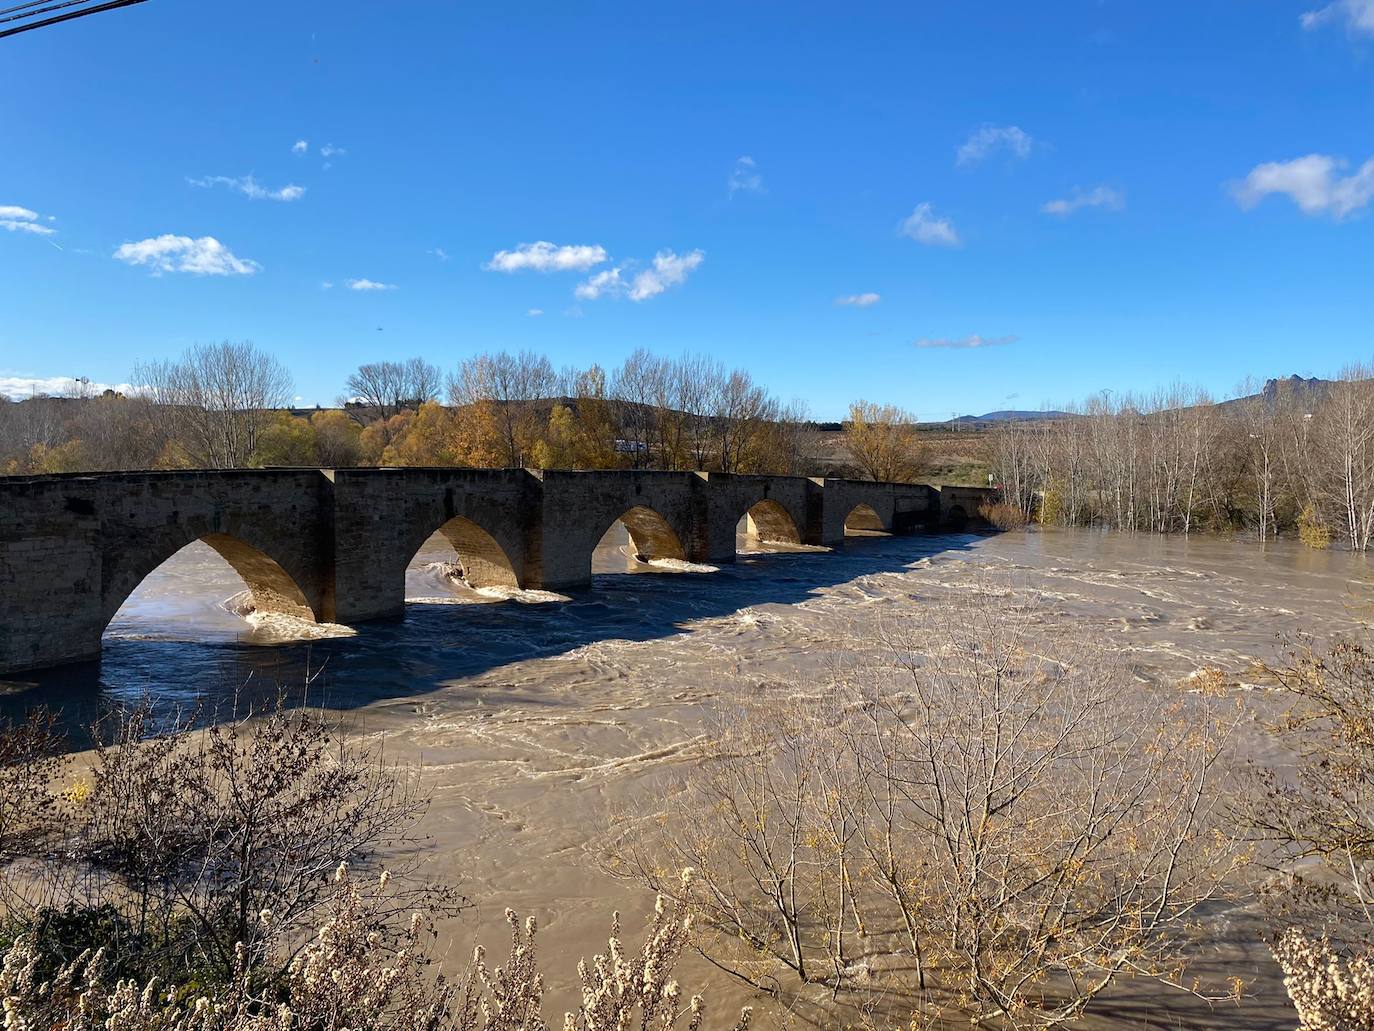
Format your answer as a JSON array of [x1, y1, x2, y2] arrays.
[[611, 348, 667, 469], [1311, 365, 1374, 551], [134, 341, 293, 468], [448, 350, 557, 467], [621, 586, 1242, 1027], [714, 368, 777, 474], [343, 358, 442, 425], [61, 698, 452, 983]]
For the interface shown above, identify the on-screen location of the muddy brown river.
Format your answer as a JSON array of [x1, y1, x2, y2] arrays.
[[3, 524, 1369, 1028]]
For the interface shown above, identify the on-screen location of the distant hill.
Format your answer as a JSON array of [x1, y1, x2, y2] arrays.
[[947, 410, 1075, 425], [1215, 375, 1334, 414]]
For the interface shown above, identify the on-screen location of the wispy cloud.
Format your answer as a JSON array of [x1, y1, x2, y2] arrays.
[[292, 139, 309, 155], [956, 125, 1034, 167], [114, 235, 260, 276], [1232, 153, 1374, 219], [915, 334, 1019, 350], [900, 202, 961, 246], [1301, 0, 1374, 35], [527, 308, 544, 317], [1042, 185, 1125, 216], [428, 247, 450, 262], [346, 278, 396, 291], [835, 292, 881, 307], [485, 241, 609, 273], [0, 205, 56, 236], [575, 249, 705, 302], [629, 249, 704, 301], [574, 267, 624, 300], [729, 155, 765, 196], [188, 175, 306, 202], [320, 143, 345, 159], [0, 375, 135, 400]]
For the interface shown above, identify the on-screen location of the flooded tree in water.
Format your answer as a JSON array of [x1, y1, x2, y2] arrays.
[[619, 585, 1245, 1028]]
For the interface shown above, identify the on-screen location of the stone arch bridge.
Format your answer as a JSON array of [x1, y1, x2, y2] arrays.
[[0, 468, 992, 674]]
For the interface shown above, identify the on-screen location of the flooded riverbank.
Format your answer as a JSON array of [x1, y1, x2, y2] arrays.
[[2, 525, 1369, 1027]]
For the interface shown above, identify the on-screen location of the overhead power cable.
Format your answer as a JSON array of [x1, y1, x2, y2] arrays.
[[0, 0, 149, 39]]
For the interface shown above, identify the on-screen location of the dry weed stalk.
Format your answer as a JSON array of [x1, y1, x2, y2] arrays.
[[619, 586, 1244, 1028], [0, 866, 747, 1031]]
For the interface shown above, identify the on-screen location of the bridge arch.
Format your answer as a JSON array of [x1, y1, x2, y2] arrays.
[[102, 531, 317, 633], [739, 498, 802, 545], [609, 505, 686, 563], [405, 514, 521, 591], [844, 503, 889, 534]]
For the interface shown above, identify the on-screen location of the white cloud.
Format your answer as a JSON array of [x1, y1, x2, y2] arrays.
[[320, 281, 334, 290], [0, 375, 135, 399], [189, 175, 306, 202], [629, 249, 704, 301], [574, 267, 624, 300], [114, 235, 260, 276], [574, 250, 703, 302], [956, 125, 1034, 167], [835, 292, 881, 307], [1042, 185, 1125, 216], [0, 204, 57, 236], [1233, 153, 1374, 219], [346, 278, 396, 291], [1301, 0, 1374, 35], [527, 308, 544, 317], [292, 139, 309, 155], [320, 143, 345, 158], [915, 334, 1019, 350], [428, 247, 450, 261], [574, 249, 705, 302], [900, 202, 961, 246], [729, 155, 765, 195], [486, 241, 609, 273]]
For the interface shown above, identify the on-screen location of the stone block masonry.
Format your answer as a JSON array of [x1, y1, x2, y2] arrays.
[[0, 468, 992, 674]]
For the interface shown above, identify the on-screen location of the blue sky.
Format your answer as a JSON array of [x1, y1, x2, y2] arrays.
[[3, 1, 1373, 420]]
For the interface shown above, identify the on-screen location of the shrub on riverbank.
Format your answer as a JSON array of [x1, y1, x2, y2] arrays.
[[977, 499, 1028, 530]]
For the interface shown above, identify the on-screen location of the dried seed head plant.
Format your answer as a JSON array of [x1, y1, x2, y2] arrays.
[[0, 866, 748, 1031], [616, 581, 1247, 1029]]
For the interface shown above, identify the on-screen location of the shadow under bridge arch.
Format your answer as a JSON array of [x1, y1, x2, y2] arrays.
[[739, 498, 802, 545], [413, 515, 521, 591], [614, 505, 687, 563], [844, 503, 890, 534]]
